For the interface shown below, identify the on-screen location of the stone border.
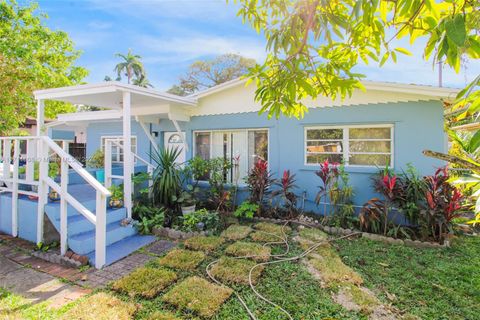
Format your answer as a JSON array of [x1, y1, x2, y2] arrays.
[[253, 217, 449, 249], [152, 226, 207, 240], [31, 250, 89, 268]]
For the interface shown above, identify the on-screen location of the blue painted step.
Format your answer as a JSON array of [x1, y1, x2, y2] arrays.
[[43, 182, 157, 266], [87, 234, 156, 266]]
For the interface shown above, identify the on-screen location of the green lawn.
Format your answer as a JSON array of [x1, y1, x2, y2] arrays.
[[336, 236, 480, 320], [2, 229, 478, 320]]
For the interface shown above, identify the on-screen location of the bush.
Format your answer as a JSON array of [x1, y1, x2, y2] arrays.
[[271, 170, 299, 219], [133, 205, 166, 234], [181, 209, 219, 232], [245, 159, 274, 208], [151, 147, 182, 209], [234, 201, 258, 220]]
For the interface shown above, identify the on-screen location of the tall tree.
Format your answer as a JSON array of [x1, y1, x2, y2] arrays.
[[132, 75, 153, 88], [114, 49, 145, 84], [168, 53, 256, 96], [0, 0, 88, 135], [234, 0, 479, 118]]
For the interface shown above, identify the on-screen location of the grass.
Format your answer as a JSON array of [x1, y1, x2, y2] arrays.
[[0, 288, 67, 320], [184, 235, 225, 252], [111, 267, 177, 298], [60, 292, 137, 320], [162, 276, 233, 318], [250, 222, 291, 242], [146, 311, 186, 320], [158, 249, 206, 271], [333, 283, 380, 314], [210, 256, 264, 285], [336, 236, 480, 320], [225, 241, 271, 262], [221, 225, 252, 240]]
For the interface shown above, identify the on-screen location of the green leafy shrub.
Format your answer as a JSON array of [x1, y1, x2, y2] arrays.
[[86, 149, 104, 168], [133, 205, 166, 234], [234, 201, 258, 220], [151, 147, 182, 208], [181, 209, 219, 232]]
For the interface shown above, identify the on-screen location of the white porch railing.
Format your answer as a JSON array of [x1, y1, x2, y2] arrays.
[[0, 136, 111, 269], [104, 138, 154, 218]]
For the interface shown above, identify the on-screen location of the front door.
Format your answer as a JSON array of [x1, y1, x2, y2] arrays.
[[164, 132, 186, 164]]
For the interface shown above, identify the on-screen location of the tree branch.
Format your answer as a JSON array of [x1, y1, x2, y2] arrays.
[[423, 149, 480, 172]]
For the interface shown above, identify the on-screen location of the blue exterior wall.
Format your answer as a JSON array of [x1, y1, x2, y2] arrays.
[[86, 121, 162, 165], [0, 194, 38, 242], [85, 100, 446, 212]]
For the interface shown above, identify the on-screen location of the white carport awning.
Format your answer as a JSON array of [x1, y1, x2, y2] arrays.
[[34, 81, 197, 123]]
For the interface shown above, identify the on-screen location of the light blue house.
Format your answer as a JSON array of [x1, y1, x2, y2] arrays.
[[0, 79, 457, 268]]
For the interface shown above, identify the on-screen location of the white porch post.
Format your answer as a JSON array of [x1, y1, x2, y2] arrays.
[[36, 99, 46, 244], [122, 91, 132, 219]]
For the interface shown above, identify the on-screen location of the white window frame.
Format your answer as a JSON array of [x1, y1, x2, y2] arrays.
[[192, 128, 270, 181], [101, 135, 137, 164], [304, 124, 394, 168]]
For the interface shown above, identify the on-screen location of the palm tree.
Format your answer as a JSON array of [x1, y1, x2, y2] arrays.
[[132, 75, 153, 88], [114, 49, 145, 84]]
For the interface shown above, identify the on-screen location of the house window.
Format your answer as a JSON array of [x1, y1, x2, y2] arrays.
[[305, 125, 393, 167], [101, 136, 137, 163], [193, 129, 269, 182]]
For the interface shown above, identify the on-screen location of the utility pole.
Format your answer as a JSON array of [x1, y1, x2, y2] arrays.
[[438, 60, 443, 87]]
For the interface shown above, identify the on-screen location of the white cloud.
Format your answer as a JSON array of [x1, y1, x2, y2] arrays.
[[140, 34, 267, 63]]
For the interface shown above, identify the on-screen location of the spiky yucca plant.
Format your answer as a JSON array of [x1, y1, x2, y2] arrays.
[[151, 147, 182, 208]]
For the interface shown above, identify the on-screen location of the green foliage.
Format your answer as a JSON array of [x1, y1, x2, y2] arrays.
[[0, 0, 88, 134], [114, 49, 146, 85], [19, 162, 60, 180], [86, 149, 105, 169], [234, 201, 258, 220], [133, 205, 166, 234], [181, 209, 219, 232], [151, 147, 182, 208], [206, 157, 233, 211], [108, 184, 124, 202], [167, 53, 255, 96], [233, 0, 479, 119], [328, 166, 357, 228]]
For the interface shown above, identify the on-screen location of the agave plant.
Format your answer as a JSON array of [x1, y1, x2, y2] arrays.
[[151, 147, 182, 209]]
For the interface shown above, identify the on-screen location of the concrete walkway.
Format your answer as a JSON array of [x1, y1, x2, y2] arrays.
[[0, 256, 90, 308]]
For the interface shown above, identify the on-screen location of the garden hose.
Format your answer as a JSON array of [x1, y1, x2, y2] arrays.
[[206, 221, 361, 320]]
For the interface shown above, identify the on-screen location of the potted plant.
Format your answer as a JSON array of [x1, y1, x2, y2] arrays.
[[86, 149, 105, 183], [108, 184, 124, 208], [46, 162, 60, 201], [173, 184, 198, 215]]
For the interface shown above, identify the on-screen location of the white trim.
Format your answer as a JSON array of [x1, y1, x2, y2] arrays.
[[192, 128, 270, 182], [100, 135, 137, 164], [191, 77, 460, 100], [304, 124, 394, 168], [34, 81, 197, 106]]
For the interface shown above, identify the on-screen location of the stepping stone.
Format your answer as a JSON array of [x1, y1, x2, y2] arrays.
[[111, 267, 177, 298], [146, 240, 176, 256], [225, 241, 271, 262], [210, 256, 264, 285], [184, 236, 225, 252], [221, 225, 252, 240], [158, 249, 205, 271], [162, 276, 232, 318]]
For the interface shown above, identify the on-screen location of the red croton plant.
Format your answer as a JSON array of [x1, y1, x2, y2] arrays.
[[315, 159, 340, 217], [422, 167, 465, 241], [361, 166, 466, 242]]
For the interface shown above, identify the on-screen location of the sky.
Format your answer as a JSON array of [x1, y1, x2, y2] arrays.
[[33, 0, 480, 91]]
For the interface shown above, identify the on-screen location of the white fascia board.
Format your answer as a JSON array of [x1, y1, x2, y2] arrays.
[[57, 110, 122, 122], [191, 77, 460, 100], [34, 81, 197, 106], [131, 105, 170, 116]]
